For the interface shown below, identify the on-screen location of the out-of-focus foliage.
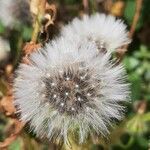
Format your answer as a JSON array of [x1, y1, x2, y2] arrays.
[[124, 45, 150, 101], [0, 0, 149, 150]]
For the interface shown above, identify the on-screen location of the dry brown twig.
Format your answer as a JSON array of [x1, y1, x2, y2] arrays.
[[104, 0, 113, 13], [129, 0, 143, 38], [31, 0, 57, 43], [22, 42, 42, 64], [116, 0, 143, 61], [82, 0, 89, 13], [42, 4, 57, 41], [0, 119, 24, 149]]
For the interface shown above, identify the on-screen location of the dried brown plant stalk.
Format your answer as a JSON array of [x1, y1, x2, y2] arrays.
[[82, 0, 89, 13], [31, 0, 56, 43], [0, 119, 24, 148], [129, 0, 143, 38], [104, 0, 113, 13], [116, 0, 143, 61]]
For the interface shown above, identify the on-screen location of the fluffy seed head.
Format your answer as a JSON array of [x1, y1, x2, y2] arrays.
[[14, 37, 130, 143], [0, 0, 31, 27], [40, 63, 101, 116], [61, 13, 131, 51]]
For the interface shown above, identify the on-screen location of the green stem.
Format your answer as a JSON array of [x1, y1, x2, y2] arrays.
[[31, 0, 46, 43], [31, 16, 40, 43]]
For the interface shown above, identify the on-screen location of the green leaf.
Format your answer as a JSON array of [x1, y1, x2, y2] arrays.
[[8, 138, 22, 150], [124, 57, 139, 71], [0, 21, 5, 33], [124, 0, 142, 29], [142, 112, 150, 122], [134, 45, 150, 59], [136, 135, 149, 149], [135, 66, 145, 76], [126, 115, 147, 134], [128, 73, 142, 101], [22, 26, 32, 41], [124, 0, 136, 25]]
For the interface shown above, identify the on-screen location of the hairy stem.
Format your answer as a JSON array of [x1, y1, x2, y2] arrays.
[[31, 0, 47, 43]]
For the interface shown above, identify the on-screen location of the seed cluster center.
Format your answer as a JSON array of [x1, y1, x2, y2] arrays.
[[41, 65, 98, 116]]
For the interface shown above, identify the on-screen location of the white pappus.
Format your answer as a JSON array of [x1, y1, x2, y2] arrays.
[[0, 0, 31, 27], [61, 13, 131, 52], [13, 35, 130, 144]]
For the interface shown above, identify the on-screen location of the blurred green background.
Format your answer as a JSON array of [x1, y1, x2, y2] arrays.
[[0, 0, 150, 149]]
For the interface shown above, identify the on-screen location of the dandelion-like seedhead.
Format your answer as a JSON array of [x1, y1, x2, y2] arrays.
[[14, 36, 130, 143], [0, 0, 14, 27], [0, 0, 31, 27], [43, 63, 99, 116], [61, 13, 130, 51]]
